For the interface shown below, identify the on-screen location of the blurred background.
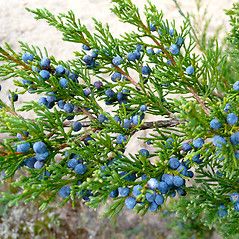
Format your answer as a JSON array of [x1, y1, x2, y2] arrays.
[[0, 0, 233, 238]]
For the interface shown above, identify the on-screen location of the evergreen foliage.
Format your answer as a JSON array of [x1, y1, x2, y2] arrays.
[[0, 0, 239, 237]]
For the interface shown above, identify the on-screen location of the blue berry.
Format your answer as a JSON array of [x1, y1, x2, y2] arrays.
[[98, 114, 108, 123], [182, 142, 192, 152], [40, 57, 51, 68], [142, 65, 151, 75], [177, 165, 188, 176], [158, 181, 169, 194], [82, 44, 91, 50], [109, 189, 118, 198], [192, 154, 202, 164], [39, 70, 50, 80], [63, 103, 74, 113], [173, 176, 185, 187], [118, 187, 130, 197], [123, 119, 131, 129], [22, 52, 34, 63], [59, 78, 68, 88], [74, 163, 87, 175], [155, 194, 164, 205], [116, 134, 127, 144], [161, 174, 174, 186], [185, 66, 194, 75], [57, 100, 65, 109], [146, 192, 156, 202], [93, 81, 103, 89], [146, 48, 155, 55], [140, 105, 147, 112], [230, 132, 239, 145], [24, 157, 36, 168], [90, 49, 98, 58], [230, 193, 239, 203], [8, 93, 18, 102], [105, 89, 115, 98], [218, 205, 228, 217], [136, 44, 143, 51], [233, 81, 239, 91], [67, 158, 79, 169], [58, 185, 71, 198], [127, 52, 138, 61], [177, 188, 187, 196], [169, 28, 174, 36], [114, 115, 121, 123], [169, 44, 179, 55], [149, 23, 156, 31], [139, 149, 149, 157], [187, 171, 194, 178], [83, 88, 91, 97], [234, 202, 239, 212], [22, 79, 32, 85], [112, 56, 123, 66], [132, 115, 140, 125], [33, 141, 47, 154], [125, 197, 137, 209], [16, 142, 30, 153], [83, 55, 93, 65], [212, 135, 226, 148], [34, 161, 44, 169], [227, 113, 238, 125], [176, 37, 184, 47], [224, 103, 231, 112], [149, 202, 158, 212], [132, 185, 142, 197], [35, 151, 49, 161], [111, 72, 122, 82], [55, 65, 65, 75], [169, 157, 180, 169], [193, 138, 204, 148], [72, 121, 82, 132], [147, 178, 160, 190], [69, 72, 78, 82], [210, 119, 221, 130]]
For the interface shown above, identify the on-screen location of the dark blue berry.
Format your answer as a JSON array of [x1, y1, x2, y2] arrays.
[[59, 78, 68, 88], [83, 88, 91, 97], [149, 202, 158, 212], [57, 100, 65, 109], [158, 181, 169, 194], [224, 103, 231, 112], [8, 93, 18, 102], [146, 48, 155, 55], [212, 135, 226, 148], [55, 65, 65, 75], [58, 185, 71, 198], [233, 81, 239, 91], [33, 141, 47, 154], [75, 163, 87, 175], [140, 105, 147, 112], [39, 70, 50, 80], [67, 158, 79, 169], [125, 197, 137, 209], [98, 114, 108, 123], [105, 89, 115, 98], [63, 103, 74, 113], [111, 72, 122, 82], [193, 138, 204, 148], [82, 44, 91, 51], [116, 134, 127, 144], [118, 187, 130, 197], [24, 157, 36, 168], [186, 66, 194, 75], [146, 192, 156, 202], [72, 121, 82, 132], [182, 142, 192, 152], [176, 37, 184, 47], [230, 132, 239, 145], [35, 151, 49, 161], [132, 185, 142, 197], [169, 157, 180, 169], [40, 57, 51, 68], [112, 56, 123, 66], [139, 149, 149, 157], [93, 81, 103, 89], [155, 194, 164, 205], [147, 178, 160, 190], [161, 174, 174, 186], [169, 44, 179, 55], [210, 119, 221, 130], [149, 23, 156, 31], [22, 52, 34, 63], [173, 176, 185, 187], [227, 113, 238, 125], [109, 189, 118, 198], [142, 65, 151, 75], [234, 202, 239, 212], [34, 161, 44, 169], [16, 142, 30, 153]]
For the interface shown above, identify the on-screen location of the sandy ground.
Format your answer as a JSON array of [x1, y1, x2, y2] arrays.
[[0, 1, 234, 238]]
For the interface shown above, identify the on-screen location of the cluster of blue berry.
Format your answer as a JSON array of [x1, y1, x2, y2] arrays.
[[16, 140, 49, 169], [82, 45, 99, 68]]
